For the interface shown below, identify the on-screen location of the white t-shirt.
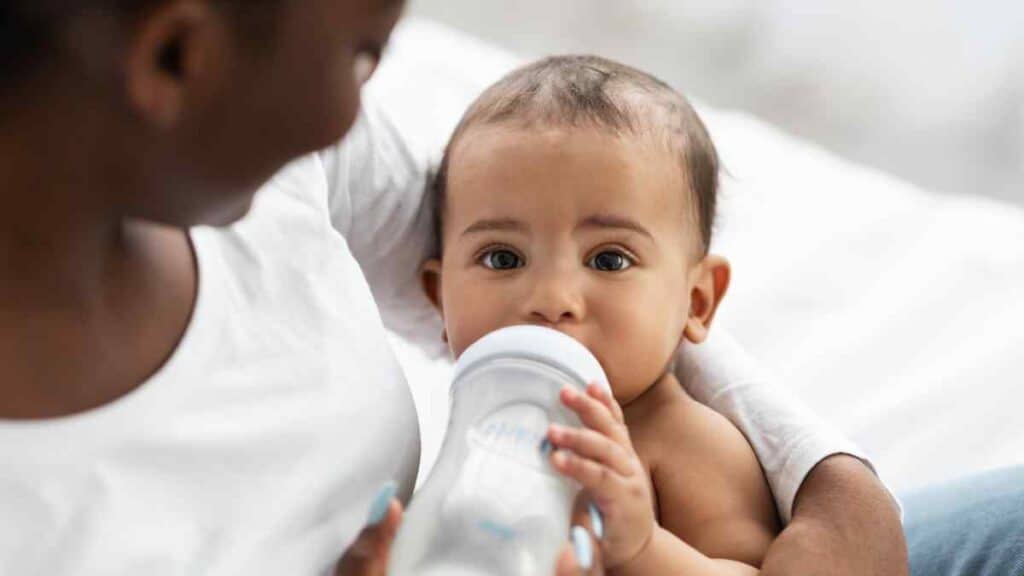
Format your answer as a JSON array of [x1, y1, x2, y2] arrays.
[[676, 330, 868, 523], [0, 67, 867, 576], [0, 150, 420, 575]]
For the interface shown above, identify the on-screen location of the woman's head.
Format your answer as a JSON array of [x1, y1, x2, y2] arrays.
[[0, 0, 404, 225]]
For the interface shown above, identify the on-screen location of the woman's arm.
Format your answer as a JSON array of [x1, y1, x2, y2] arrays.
[[677, 330, 907, 574], [760, 455, 907, 576], [319, 97, 445, 353], [319, 24, 518, 355]]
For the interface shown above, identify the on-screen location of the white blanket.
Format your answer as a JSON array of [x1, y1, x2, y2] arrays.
[[373, 19, 1024, 494]]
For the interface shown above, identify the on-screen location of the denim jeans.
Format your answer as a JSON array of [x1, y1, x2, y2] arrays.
[[903, 466, 1024, 576]]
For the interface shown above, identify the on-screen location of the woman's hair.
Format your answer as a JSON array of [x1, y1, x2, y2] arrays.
[[0, 2, 66, 84], [433, 55, 720, 255]]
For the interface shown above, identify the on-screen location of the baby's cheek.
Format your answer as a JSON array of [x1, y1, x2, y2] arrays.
[[445, 296, 509, 358], [446, 311, 486, 359], [600, 329, 671, 404], [602, 299, 685, 401], [611, 351, 671, 403]]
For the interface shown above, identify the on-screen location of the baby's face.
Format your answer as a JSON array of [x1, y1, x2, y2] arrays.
[[426, 126, 720, 404]]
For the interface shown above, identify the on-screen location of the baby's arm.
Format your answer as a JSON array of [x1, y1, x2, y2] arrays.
[[624, 390, 780, 574], [548, 383, 779, 575]]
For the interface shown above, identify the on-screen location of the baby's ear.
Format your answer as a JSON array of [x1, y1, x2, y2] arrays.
[[683, 255, 731, 344], [419, 259, 444, 315]]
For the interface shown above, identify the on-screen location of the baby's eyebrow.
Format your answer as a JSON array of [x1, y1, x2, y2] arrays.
[[461, 218, 528, 236], [577, 214, 653, 240]]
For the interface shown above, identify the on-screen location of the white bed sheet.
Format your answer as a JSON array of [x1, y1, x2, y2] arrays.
[[373, 19, 1024, 494]]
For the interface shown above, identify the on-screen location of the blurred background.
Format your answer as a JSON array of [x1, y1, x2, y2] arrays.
[[409, 0, 1023, 206]]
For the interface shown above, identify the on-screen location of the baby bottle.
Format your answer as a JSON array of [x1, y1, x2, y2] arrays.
[[388, 325, 609, 576]]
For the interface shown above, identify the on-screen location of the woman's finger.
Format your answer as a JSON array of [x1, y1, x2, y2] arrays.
[[560, 387, 631, 445], [336, 499, 403, 576], [373, 500, 403, 556], [547, 424, 633, 476], [554, 527, 605, 575], [366, 482, 398, 526]]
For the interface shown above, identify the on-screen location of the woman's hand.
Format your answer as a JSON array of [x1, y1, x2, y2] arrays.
[[337, 487, 607, 576], [547, 383, 656, 570], [555, 514, 606, 575], [335, 492, 403, 576]]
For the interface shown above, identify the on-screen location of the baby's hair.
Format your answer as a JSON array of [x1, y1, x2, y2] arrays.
[[433, 54, 720, 255]]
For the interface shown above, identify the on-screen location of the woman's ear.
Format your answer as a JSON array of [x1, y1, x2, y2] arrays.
[[125, 0, 229, 128], [683, 255, 731, 344]]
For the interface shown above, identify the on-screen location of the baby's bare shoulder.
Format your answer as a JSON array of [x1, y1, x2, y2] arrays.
[[626, 374, 737, 463], [628, 374, 781, 566]]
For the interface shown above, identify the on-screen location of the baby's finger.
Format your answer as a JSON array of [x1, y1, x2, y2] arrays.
[[551, 449, 624, 500], [586, 383, 625, 424], [548, 424, 633, 475], [560, 387, 630, 445]]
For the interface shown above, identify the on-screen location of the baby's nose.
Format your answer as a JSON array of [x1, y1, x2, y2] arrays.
[[526, 274, 585, 325]]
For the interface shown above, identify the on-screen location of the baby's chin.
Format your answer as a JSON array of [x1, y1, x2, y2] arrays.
[[607, 378, 653, 406]]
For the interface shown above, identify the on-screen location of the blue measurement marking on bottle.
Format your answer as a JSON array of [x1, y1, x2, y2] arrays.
[[480, 420, 544, 451], [478, 519, 520, 542]]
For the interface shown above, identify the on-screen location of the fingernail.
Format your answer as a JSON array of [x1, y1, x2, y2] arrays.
[[572, 526, 593, 570], [588, 503, 605, 540], [366, 481, 397, 526]]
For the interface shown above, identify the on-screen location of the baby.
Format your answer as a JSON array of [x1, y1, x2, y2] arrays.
[[420, 56, 780, 574]]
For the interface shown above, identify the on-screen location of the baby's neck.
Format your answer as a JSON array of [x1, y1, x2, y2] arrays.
[[621, 371, 686, 420]]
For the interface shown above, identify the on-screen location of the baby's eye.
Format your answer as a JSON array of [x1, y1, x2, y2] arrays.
[[588, 250, 633, 272], [481, 249, 524, 271]]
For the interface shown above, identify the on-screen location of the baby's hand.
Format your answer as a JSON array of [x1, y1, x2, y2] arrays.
[[547, 384, 655, 569]]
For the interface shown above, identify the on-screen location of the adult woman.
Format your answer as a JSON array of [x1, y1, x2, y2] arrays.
[[0, 1, 910, 574]]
